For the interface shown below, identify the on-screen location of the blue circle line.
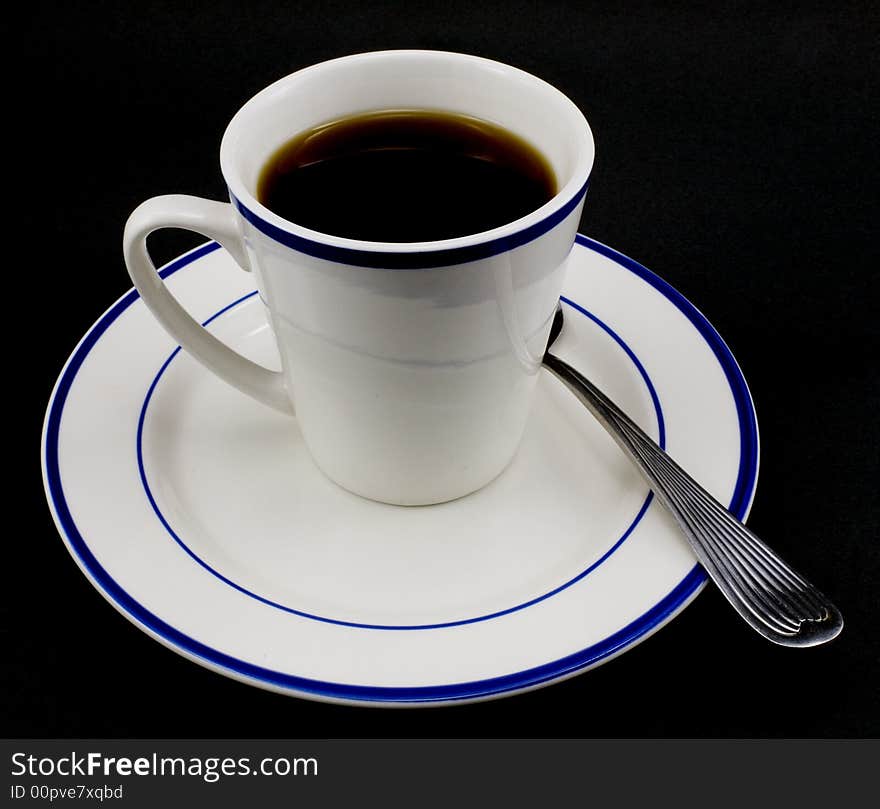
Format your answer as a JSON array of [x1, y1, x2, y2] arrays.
[[231, 177, 589, 270], [576, 235, 759, 519], [42, 236, 758, 703], [135, 291, 663, 630]]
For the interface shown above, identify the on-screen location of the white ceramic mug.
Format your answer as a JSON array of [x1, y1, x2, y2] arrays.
[[123, 50, 594, 505]]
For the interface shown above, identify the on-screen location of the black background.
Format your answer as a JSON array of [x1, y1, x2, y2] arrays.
[[9, 1, 878, 737]]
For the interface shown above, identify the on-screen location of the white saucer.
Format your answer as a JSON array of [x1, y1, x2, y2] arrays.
[[42, 235, 759, 706]]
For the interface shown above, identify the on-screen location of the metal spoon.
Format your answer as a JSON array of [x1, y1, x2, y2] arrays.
[[543, 302, 843, 646]]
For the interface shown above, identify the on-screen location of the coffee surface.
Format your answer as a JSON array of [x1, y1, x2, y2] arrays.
[[256, 109, 556, 242]]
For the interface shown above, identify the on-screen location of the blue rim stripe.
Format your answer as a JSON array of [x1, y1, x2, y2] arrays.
[[231, 178, 589, 269], [42, 236, 758, 703], [135, 294, 664, 630], [576, 235, 759, 517]]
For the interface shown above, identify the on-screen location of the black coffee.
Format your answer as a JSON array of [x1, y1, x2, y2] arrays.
[[256, 109, 556, 242]]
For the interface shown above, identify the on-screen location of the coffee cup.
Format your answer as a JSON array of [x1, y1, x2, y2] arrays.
[[123, 50, 594, 505]]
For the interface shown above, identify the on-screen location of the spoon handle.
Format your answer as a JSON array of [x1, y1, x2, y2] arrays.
[[542, 350, 843, 647]]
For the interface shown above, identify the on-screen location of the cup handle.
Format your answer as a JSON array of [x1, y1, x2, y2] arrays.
[[123, 194, 293, 414]]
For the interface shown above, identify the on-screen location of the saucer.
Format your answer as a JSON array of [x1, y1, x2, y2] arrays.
[[42, 235, 758, 706]]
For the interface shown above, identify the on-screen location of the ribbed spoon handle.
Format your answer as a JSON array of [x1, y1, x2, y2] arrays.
[[542, 350, 843, 647]]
